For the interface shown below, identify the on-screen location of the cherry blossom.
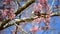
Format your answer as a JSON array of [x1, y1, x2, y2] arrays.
[[0, 0, 15, 20], [30, 26, 38, 32]]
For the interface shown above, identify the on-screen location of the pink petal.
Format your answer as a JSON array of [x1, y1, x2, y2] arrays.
[[30, 26, 38, 32]]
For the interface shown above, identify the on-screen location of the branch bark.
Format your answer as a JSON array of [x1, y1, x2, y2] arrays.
[[0, 11, 60, 30], [0, 0, 35, 30]]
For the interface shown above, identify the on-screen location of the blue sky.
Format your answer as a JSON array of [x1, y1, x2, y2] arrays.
[[0, 0, 60, 34]]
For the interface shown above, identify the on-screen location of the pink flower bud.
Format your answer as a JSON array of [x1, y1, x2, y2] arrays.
[[30, 26, 38, 32]]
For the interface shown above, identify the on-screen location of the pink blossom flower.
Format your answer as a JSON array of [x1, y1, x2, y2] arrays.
[[30, 26, 38, 32]]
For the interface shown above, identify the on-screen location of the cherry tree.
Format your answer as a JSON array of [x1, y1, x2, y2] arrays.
[[0, 0, 60, 34]]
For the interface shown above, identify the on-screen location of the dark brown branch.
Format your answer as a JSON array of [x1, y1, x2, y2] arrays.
[[15, 0, 35, 15], [1, 11, 60, 30], [0, 11, 60, 30], [0, 0, 35, 30], [0, 16, 37, 30]]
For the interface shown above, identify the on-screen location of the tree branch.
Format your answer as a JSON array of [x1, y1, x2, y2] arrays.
[[0, 0, 35, 30], [0, 11, 60, 30]]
